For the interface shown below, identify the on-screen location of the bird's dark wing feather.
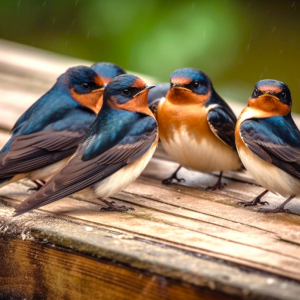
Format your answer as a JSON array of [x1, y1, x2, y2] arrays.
[[240, 114, 300, 179], [207, 104, 237, 149], [0, 130, 85, 177], [14, 113, 158, 215]]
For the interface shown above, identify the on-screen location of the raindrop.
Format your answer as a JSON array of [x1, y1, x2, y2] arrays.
[[292, 1, 295, 7], [246, 37, 252, 52], [87, 31, 90, 38], [17, 0, 20, 8], [65, 41, 69, 47]]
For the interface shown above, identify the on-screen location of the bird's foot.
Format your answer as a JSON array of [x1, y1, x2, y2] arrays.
[[162, 166, 185, 185], [238, 198, 269, 207], [206, 181, 226, 191], [162, 176, 185, 185], [258, 206, 291, 214], [27, 180, 45, 192], [100, 200, 135, 212]]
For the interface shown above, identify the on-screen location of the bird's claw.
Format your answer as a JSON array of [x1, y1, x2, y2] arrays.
[[237, 199, 269, 207], [100, 201, 134, 212], [259, 207, 291, 214], [206, 182, 225, 191], [162, 176, 185, 185]]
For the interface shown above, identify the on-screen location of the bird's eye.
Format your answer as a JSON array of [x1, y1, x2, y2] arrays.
[[193, 81, 200, 89], [252, 88, 259, 97], [122, 89, 130, 96], [82, 82, 90, 89], [281, 91, 286, 98]]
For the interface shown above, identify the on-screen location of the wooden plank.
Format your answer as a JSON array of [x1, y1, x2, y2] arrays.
[[1, 202, 300, 300], [1, 238, 235, 300]]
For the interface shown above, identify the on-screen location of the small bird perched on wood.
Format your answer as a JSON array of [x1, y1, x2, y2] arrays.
[[157, 68, 242, 190], [235, 79, 300, 213], [14, 74, 158, 216], [0, 66, 105, 190]]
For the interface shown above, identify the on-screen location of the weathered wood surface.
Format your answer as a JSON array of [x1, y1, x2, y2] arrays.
[[1, 39, 300, 300]]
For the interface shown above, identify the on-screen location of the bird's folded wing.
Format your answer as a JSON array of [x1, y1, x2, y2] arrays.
[[14, 116, 158, 215], [240, 115, 300, 179], [0, 130, 84, 177], [207, 105, 237, 149]]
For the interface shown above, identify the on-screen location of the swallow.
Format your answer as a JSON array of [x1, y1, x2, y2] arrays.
[[0, 66, 105, 190], [13, 74, 158, 216], [235, 79, 300, 213], [157, 68, 242, 189], [91, 62, 126, 84], [147, 83, 170, 118]]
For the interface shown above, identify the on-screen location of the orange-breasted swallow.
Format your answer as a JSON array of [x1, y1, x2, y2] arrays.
[[235, 79, 300, 213], [0, 66, 105, 190], [14, 74, 158, 216], [91, 62, 126, 84], [157, 68, 242, 189]]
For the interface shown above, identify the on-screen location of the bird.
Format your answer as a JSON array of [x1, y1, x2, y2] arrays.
[[0, 66, 105, 190], [91, 62, 126, 84], [235, 79, 300, 213], [157, 68, 242, 189], [13, 74, 158, 216], [147, 83, 170, 118]]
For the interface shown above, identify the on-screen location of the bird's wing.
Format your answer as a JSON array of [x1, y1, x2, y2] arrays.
[[207, 104, 237, 149], [240, 115, 300, 179], [14, 114, 158, 215], [0, 130, 85, 178]]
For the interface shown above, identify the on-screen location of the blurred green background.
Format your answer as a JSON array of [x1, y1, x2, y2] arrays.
[[0, 0, 299, 111]]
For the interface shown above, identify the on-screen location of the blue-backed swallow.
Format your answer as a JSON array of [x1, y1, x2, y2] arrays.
[[157, 68, 242, 189], [13, 74, 158, 216], [235, 79, 300, 213], [0, 66, 105, 190], [91, 62, 126, 84]]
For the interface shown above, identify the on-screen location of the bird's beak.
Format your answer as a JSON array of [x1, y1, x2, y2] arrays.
[[134, 85, 155, 97], [92, 86, 106, 93], [172, 84, 191, 92]]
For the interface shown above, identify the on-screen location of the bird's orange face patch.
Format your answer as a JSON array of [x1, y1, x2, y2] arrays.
[[71, 88, 104, 114], [248, 94, 290, 117], [166, 86, 210, 105], [171, 76, 192, 86], [110, 88, 154, 118], [132, 78, 147, 89], [95, 74, 105, 87]]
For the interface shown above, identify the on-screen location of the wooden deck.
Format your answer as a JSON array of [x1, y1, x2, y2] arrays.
[[1, 39, 300, 300]]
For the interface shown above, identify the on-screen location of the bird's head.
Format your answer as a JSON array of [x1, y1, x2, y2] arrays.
[[248, 79, 292, 116], [104, 74, 155, 116], [61, 66, 105, 114], [167, 68, 211, 104]]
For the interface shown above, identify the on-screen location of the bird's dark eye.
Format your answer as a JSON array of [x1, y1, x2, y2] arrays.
[[281, 91, 286, 98], [193, 81, 200, 89], [252, 88, 259, 97], [82, 82, 90, 89], [122, 89, 130, 96]]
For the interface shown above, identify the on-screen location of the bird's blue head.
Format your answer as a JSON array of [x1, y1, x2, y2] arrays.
[[103, 74, 155, 114], [61, 65, 105, 94], [251, 79, 292, 107], [57, 66, 105, 114], [170, 68, 211, 95], [91, 62, 126, 84]]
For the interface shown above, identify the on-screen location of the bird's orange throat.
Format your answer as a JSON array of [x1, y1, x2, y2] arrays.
[[71, 89, 104, 114], [166, 88, 210, 105], [248, 94, 290, 117]]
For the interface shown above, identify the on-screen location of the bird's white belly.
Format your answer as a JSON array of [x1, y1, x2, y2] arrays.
[[161, 128, 241, 173], [238, 146, 300, 197], [91, 141, 157, 199]]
